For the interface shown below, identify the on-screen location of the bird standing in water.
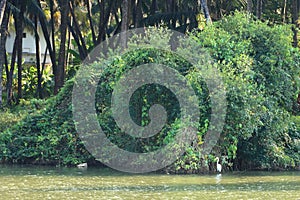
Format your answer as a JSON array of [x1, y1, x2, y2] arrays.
[[216, 157, 222, 173]]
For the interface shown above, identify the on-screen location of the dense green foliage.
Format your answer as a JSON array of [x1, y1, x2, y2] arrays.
[[193, 12, 300, 170], [0, 81, 94, 165], [0, 13, 299, 172]]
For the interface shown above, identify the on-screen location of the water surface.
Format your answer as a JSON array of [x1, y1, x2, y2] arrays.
[[0, 165, 299, 199]]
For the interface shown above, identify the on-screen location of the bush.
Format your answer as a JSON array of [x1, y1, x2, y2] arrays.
[[193, 12, 300, 170], [0, 99, 46, 133], [0, 111, 24, 133], [0, 81, 94, 165]]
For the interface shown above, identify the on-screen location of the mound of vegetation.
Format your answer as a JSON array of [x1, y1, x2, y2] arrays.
[[194, 12, 300, 170], [0, 81, 94, 165], [0, 12, 299, 172]]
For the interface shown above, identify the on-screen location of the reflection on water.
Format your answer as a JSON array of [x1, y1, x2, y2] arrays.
[[215, 174, 222, 184], [0, 165, 299, 199]]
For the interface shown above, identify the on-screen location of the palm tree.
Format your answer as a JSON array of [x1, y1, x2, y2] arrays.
[[16, 0, 26, 102], [256, 0, 263, 19], [0, 0, 8, 107], [55, 0, 69, 94], [3, 0, 50, 104], [0, 0, 7, 27], [292, 0, 298, 47], [121, 0, 129, 49], [200, 0, 212, 23], [247, 0, 253, 13]]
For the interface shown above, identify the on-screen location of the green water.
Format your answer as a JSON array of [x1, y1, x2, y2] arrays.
[[0, 165, 299, 199]]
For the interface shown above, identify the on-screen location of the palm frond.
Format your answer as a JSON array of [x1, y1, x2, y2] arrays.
[[7, 1, 38, 37]]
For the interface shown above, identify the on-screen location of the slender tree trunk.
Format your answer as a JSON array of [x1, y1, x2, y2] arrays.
[[96, 0, 113, 43], [292, 0, 298, 47], [200, 0, 212, 24], [171, 0, 177, 28], [85, 0, 97, 44], [97, 0, 105, 43], [256, 0, 262, 19], [66, 27, 71, 68], [50, 0, 56, 64], [69, 1, 88, 58], [55, 0, 69, 94], [68, 20, 86, 60], [281, 0, 287, 23], [0, 6, 8, 107], [37, 0, 57, 80], [0, 0, 7, 29], [150, 0, 157, 15], [121, 0, 129, 49], [7, 31, 17, 105], [135, 0, 143, 28], [16, 2, 25, 103], [41, 47, 47, 75], [247, 0, 253, 13], [166, 0, 170, 12], [35, 15, 42, 99]]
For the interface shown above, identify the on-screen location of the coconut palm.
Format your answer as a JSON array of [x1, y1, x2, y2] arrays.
[[0, 0, 8, 107], [0, 0, 7, 27]]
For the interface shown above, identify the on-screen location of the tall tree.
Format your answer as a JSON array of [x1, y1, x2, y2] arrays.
[[96, 0, 113, 44], [0, 0, 7, 28], [134, 0, 143, 28], [0, 4, 8, 107], [282, 0, 287, 23], [256, 0, 262, 19], [247, 0, 253, 13], [55, 0, 69, 94], [292, 0, 298, 47], [121, 0, 129, 49], [49, 0, 56, 71], [34, 14, 42, 98], [85, 0, 96, 43], [69, 1, 88, 59], [36, 0, 57, 75], [16, 0, 26, 102], [7, 23, 17, 105], [200, 0, 212, 24]]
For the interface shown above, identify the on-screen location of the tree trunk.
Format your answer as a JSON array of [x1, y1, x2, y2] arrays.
[[50, 0, 56, 71], [135, 0, 143, 28], [85, 0, 97, 44], [37, 0, 57, 80], [150, 0, 157, 15], [0, 0, 7, 29], [0, 6, 8, 107], [292, 0, 298, 47], [7, 29, 17, 105], [256, 0, 262, 19], [35, 15, 42, 99], [281, 0, 287, 23], [68, 20, 86, 60], [200, 0, 212, 24], [166, 0, 170, 12], [69, 1, 88, 59], [16, 2, 25, 103], [121, 0, 129, 49], [247, 0, 253, 13], [96, 0, 113, 43], [55, 0, 69, 94]]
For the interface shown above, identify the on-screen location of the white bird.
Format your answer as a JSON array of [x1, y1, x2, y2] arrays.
[[216, 157, 222, 173], [77, 163, 88, 169]]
